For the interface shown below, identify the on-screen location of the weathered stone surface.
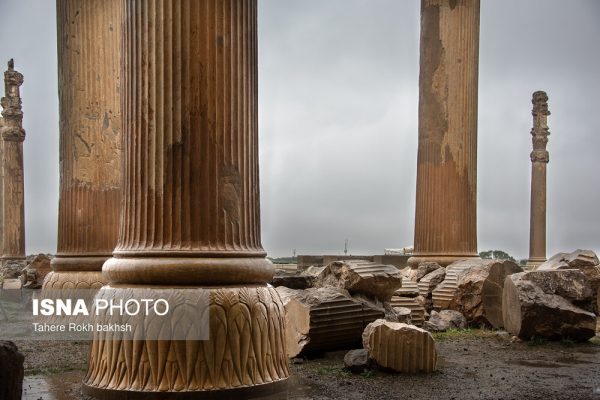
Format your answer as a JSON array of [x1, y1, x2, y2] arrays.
[[362, 320, 437, 373], [20, 254, 52, 289], [276, 286, 384, 357], [522, 270, 593, 303], [272, 270, 316, 290], [481, 260, 524, 328], [0, 341, 24, 400], [390, 296, 426, 327], [416, 262, 442, 282], [423, 310, 467, 332], [418, 267, 446, 297], [503, 272, 596, 341], [316, 261, 403, 302], [343, 349, 370, 373]]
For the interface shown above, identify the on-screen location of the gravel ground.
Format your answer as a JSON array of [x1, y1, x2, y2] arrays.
[[16, 330, 600, 400]]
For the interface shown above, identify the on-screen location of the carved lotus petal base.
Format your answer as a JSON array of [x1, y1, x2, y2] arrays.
[[42, 271, 107, 290], [83, 284, 290, 396]]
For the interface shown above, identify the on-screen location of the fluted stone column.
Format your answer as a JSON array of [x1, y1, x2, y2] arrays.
[[44, 0, 122, 289], [408, 0, 480, 268], [527, 91, 550, 270], [0, 60, 26, 265], [84, 0, 289, 396]]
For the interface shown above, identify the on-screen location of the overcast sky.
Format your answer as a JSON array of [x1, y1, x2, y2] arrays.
[[0, 0, 598, 260]]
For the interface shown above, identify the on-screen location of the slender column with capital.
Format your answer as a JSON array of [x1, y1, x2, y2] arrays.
[[0, 60, 26, 265], [44, 0, 122, 289], [527, 91, 550, 270], [84, 0, 289, 395], [408, 0, 480, 268]]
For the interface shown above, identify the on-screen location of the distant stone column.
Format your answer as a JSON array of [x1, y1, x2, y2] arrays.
[[44, 0, 122, 289], [527, 91, 550, 270], [408, 0, 481, 268], [0, 60, 26, 265], [84, 0, 289, 396]]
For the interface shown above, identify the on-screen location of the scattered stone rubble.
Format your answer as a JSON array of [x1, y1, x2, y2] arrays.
[[314, 261, 403, 302], [423, 310, 467, 332]]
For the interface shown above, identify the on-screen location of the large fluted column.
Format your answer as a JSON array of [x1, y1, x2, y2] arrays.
[[84, 0, 289, 396], [408, 0, 480, 268], [0, 60, 26, 265], [44, 0, 122, 289], [527, 91, 550, 270]]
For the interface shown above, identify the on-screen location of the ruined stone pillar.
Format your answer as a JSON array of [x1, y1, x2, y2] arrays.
[[84, 0, 289, 395], [0, 60, 26, 265], [527, 91, 550, 270], [408, 0, 480, 268], [44, 0, 122, 289]]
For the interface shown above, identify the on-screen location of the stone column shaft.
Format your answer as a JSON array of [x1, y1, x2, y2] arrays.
[[527, 91, 550, 269], [45, 0, 122, 288], [1, 60, 26, 263], [408, 0, 480, 268], [103, 0, 270, 285]]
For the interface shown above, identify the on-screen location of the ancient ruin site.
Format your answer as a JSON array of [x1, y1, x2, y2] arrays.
[[0, 0, 599, 399]]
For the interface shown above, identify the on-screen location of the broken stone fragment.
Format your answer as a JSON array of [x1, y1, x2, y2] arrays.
[[423, 310, 467, 332], [343, 349, 370, 373], [390, 295, 426, 326], [271, 270, 316, 290], [445, 259, 522, 327], [537, 249, 600, 313], [503, 271, 596, 341], [396, 278, 420, 298], [362, 319, 437, 373], [315, 261, 403, 302], [20, 254, 52, 289], [418, 267, 446, 297], [275, 286, 384, 357], [416, 262, 442, 282]]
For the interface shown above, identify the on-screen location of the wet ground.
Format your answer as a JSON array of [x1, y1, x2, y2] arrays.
[[16, 331, 600, 400]]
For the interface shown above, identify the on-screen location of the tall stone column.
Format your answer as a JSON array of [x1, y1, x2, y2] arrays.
[[527, 91, 550, 270], [408, 0, 480, 268], [84, 0, 289, 396], [44, 0, 122, 289], [0, 60, 26, 265]]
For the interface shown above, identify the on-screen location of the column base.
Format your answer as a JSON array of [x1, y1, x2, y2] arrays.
[[525, 257, 546, 271], [84, 284, 290, 395], [103, 256, 274, 285], [407, 254, 480, 268], [82, 379, 288, 400], [51, 255, 110, 271]]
